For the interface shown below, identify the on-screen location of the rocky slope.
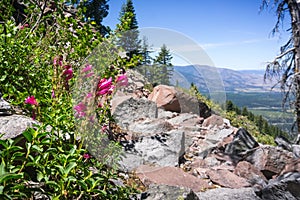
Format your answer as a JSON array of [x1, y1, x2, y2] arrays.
[[111, 70, 300, 200], [1, 69, 299, 200]]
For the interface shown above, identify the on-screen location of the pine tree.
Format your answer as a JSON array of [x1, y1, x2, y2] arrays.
[[154, 44, 173, 85], [80, 0, 110, 36], [116, 0, 140, 59], [137, 36, 153, 81]]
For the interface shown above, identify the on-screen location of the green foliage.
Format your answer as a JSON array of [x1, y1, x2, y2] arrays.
[[0, 1, 139, 199], [0, 127, 137, 199], [79, 0, 110, 36]]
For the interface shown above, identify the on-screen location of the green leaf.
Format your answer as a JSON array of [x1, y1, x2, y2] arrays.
[[78, 180, 88, 190], [0, 172, 23, 183], [46, 181, 60, 190], [22, 131, 33, 142], [64, 162, 77, 176]]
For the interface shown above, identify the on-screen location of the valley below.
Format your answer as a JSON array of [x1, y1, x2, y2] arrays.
[[172, 65, 295, 135]]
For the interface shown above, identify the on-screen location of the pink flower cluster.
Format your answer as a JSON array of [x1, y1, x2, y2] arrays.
[[25, 96, 38, 106], [25, 96, 38, 120], [73, 64, 129, 119]]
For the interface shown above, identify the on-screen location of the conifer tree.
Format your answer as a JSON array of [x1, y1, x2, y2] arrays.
[[116, 0, 140, 59], [154, 44, 173, 85], [80, 0, 110, 36]]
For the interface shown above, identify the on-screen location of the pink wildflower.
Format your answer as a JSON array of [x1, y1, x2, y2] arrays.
[[96, 77, 114, 96], [82, 64, 92, 73], [84, 72, 94, 78], [116, 74, 128, 87], [19, 24, 28, 30], [101, 125, 108, 133], [86, 93, 93, 98], [25, 96, 38, 106], [53, 56, 63, 66], [83, 153, 91, 159], [51, 89, 55, 98], [74, 102, 87, 118], [63, 65, 73, 81]]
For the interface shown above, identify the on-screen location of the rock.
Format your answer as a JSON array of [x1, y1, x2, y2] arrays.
[[246, 146, 294, 179], [148, 85, 181, 112], [292, 145, 300, 158], [202, 115, 224, 127], [0, 115, 39, 139], [167, 113, 203, 126], [127, 118, 173, 137], [139, 184, 200, 200], [275, 135, 292, 151], [157, 108, 178, 119], [118, 129, 185, 172], [123, 69, 151, 93], [0, 96, 13, 116], [196, 187, 261, 200], [148, 85, 208, 116], [135, 165, 210, 192], [258, 172, 300, 200], [225, 128, 259, 163], [280, 159, 300, 175], [196, 140, 217, 159], [198, 101, 211, 119], [206, 169, 251, 188], [234, 161, 267, 186], [112, 97, 158, 129], [205, 128, 234, 144]]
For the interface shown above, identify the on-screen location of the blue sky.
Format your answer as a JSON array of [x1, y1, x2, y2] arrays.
[[103, 0, 291, 70]]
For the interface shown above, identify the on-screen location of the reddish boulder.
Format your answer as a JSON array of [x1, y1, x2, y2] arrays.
[[206, 169, 251, 188], [246, 146, 294, 179], [148, 85, 211, 117], [135, 165, 210, 192], [148, 85, 181, 112], [202, 114, 224, 127], [234, 161, 267, 183]]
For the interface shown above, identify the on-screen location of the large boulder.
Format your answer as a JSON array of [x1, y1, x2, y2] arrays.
[[205, 168, 251, 188], [245, 146, 294, 179], [258, 172, 300, 200], [0, 115, 39, 140], [118, 129, 185, 172], [148, 85, 210, 117], [112, 96, 158, 129], [225, 128, 259, 163], [135, 165, 210, 192]]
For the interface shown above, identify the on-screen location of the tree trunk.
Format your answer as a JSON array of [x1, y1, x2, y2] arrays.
[[287, 0, 300, 138]]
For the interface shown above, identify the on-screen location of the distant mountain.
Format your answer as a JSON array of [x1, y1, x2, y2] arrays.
[[172, 65, 278, 93]]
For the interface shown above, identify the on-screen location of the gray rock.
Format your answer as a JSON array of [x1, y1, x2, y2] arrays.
[[196, 187, 261, 200], [128, 118, 173, 137], [275, 135, 292, 151], [113, 97, 158, 129], [225, 128, 259, 163], [0, 97, 13, 116], [205, 128, 234, 144], [139, 184, 199, 200], [157, 108, 178, 119], [259, 172, 300, 200], [292, 145, 300, 158], [167, 113, 202, 126], [118, 129, 185, 172], [0, 115, 39, 139]]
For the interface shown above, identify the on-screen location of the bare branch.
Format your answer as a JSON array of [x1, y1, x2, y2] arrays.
[[274, 47, 296, 61]]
